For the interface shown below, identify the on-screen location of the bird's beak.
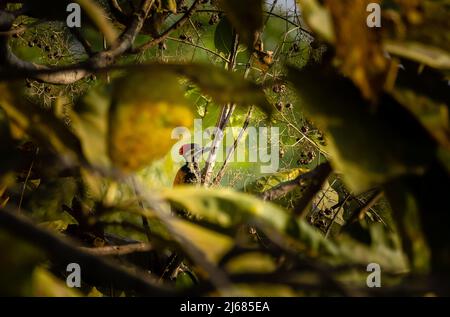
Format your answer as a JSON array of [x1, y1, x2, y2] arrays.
[[192, 146, 210, 158], [201, 146, 211, 154]]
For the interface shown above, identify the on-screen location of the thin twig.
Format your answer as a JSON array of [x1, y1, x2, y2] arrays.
[[134, 0, 202, 52], [344, 190, 384, 229], [18, 148, 37, 213], [212, 106, 254, 186], [293, 162, 333, 217], [167, 36, 230, 63], [201, 32, 240, 186], [324, 192, 352, 239], [131, 177, 152, 242]]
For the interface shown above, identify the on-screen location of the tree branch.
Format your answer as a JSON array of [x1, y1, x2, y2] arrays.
[[0, 205, 175, 296], [212, 106, 254, 186], [134, 0, 202, 52], [201, 32, 239, 186], [0, 0, 155, 84]]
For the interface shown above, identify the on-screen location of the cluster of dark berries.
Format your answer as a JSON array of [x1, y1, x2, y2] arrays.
[[179, 34, 193, 43], [297, 151, 316, 165]]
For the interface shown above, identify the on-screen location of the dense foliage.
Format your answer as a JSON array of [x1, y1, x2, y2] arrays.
[[0, 0, 449, 296]]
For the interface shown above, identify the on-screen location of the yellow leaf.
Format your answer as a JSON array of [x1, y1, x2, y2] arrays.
[[109, 101, 193, 172]]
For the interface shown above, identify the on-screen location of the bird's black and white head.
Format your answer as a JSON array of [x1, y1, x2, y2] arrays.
[[179, 143, 205, 163]]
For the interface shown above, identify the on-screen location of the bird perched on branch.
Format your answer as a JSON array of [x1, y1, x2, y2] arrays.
[[173, 143, 208, 187]]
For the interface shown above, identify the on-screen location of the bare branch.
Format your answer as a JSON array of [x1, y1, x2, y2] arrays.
[[212, 106, 254, 186]]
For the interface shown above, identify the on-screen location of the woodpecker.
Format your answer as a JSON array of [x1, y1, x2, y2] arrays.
[[171, 143, 208, 220], [166, 143, 207, 281], [173, 143, 207, 187]]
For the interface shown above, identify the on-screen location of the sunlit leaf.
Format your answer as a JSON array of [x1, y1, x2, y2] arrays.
[[385, 41, 450, 70], [336, 227, 409, 273], [297, 0, 334, 42], [0, 231, 43, 296], [225, 252, 276, 274], [109, 71, 194, 172], [161, 64, 272, 113], [71, 88, 111, 167], [31, 267, 80, 297], [161, 186, 336, 255], [245, 167, 309, 194], [171, 218, 234, 263], [233, 284, 297, 297]]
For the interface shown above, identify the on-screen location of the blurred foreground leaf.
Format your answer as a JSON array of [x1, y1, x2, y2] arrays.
[[288, 65, 436, 192], [218, 0, 263, 49], [162, 186, 337, 256], [109, 71, 194, 172]]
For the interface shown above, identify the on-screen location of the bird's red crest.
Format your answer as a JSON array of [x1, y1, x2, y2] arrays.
[[179, 144, 193, 156]]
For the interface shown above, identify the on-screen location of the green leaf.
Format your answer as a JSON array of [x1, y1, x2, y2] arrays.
[[161, 187, 336, 255], [214, 18, 234, 56], [312, 181, 340, 217], [245, 167, 309, 194], [71, 87, 111, 167], [0, 107, 18, 183], [388, 59, 449, 151], [26, 177, 77, 223], [384, 180, 431, 273], [288, 65, 437, 192], [218, 0, 264, 48], [225, 252, 276, 274], [233, 284, 297, 297], [31, 267, 81, 297], [108, 63, 271, 171], [170, 218, 234, 263], [162, 63, 272, 113], [109, 70, 194, 172], [0, 83, 86, 166], [297, 0, 334, 42], [0, 230, 43, 296], [336, 229, 409, 273], [175, 271, 196, 289], [386, 0, 450, 53], [161, 0, 177, 14], [385, 41, 450, 70]]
